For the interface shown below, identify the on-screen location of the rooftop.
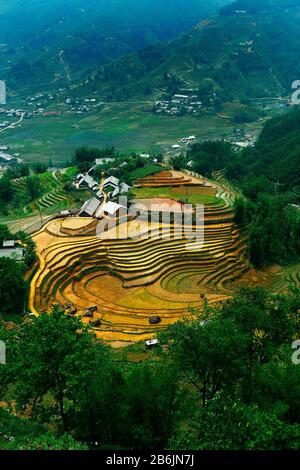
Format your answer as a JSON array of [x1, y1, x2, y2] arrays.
[[78, 174, 98, 189], [0, 247, 24, 261], [3, 240, 15, 248], [0, 153, 16, 161], [104, 176, 119, 188], [79, 197, 101, 217], [102, 201, 127, 216]]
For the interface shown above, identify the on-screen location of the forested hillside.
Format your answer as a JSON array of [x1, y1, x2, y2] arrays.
[[0, 0, 230, 88], [80, 0, 300, 103], [228, 109, 300, 191]]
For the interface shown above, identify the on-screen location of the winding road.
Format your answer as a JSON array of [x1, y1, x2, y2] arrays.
[[0, 112, 25, 134]]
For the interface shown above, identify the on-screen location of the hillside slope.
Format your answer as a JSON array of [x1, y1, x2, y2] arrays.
[[80, 0, 300, 102], [0, 0, 230, 89], [233, 109, 300, 191]]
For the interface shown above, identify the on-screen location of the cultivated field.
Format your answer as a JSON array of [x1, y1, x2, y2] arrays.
[[28, 171, 251, 347], [3, 102, 261, 165], [29, 170, 300, 347]]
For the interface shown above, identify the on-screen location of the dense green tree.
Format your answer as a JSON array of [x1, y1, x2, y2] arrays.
[[16, 433, 88, 451], [221, 287, 300, 402], [0, 224, 12, 245], [159, 312, 245, 406], [118, 366, 178, 450], [234, 197, 253, 225], [66, 338, 122, 446], [0, 177, 13, 203], [169, 395, 300, 450], [254, 346, 300, 423], [15, 231, 36, 267], [169, 154, 186, 171], [0, 409, 87, 450], [9, 307, 115, 435], [186, 141, 235, 177], [31, 162, 48, 174], [0, 257, 26, 316], [26, 176, 42, 201], [5, 164, 29, 180], [248, 195, 300, 266], [74, 146, 116, 166]]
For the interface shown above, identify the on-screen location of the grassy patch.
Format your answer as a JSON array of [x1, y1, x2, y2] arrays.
[[133, 187, 221, 205], [130, 164, 162, 180]]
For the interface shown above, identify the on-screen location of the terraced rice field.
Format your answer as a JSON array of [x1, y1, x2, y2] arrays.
[[29, 170, 299, 348], [11, 171, 74, 214]]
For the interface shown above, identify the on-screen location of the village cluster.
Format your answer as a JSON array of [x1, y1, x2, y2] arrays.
[[1, 84, 104, 121], [0, 108, 23, 127], [65, 96, 104, 114], [153, 91, 205, 116], [59, 161, 132, 220], [23, 92, 103, 116]]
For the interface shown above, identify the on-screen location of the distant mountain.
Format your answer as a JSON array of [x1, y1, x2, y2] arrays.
[[0, 0, 230, 89], [79, 0, 300, 102], [221, 0, 300, 14]]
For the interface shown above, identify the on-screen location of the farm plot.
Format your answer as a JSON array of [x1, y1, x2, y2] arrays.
[[29, 172, 251, 347]]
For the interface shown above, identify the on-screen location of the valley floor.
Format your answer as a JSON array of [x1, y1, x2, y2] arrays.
[[2, 102, 262, 165]]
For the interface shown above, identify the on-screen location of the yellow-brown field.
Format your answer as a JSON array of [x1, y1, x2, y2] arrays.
[[29, 171, 250, 347]]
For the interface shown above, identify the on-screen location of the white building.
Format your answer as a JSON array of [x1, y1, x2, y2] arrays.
[[0, 240, 23, 261], [0, 81, 6, 105], [146, 339, 159, 348], [95, 157, 115, 165], [101, 201, 127, 217]]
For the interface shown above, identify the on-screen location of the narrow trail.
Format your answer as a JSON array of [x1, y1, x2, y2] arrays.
[[59, 50, 71, 82]]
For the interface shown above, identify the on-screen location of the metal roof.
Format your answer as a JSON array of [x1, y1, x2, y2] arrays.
[[78, 174, 98, 189], [0, 247, 24, 261], [104, 176, 119, 187], [79, 197, 101, 217], [103, 201, 126, 215], [3, 240, 15, 248]]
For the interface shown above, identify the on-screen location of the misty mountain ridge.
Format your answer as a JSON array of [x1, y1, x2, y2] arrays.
[[0, 0, 230, 90], [78, 0, 300, 103]]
